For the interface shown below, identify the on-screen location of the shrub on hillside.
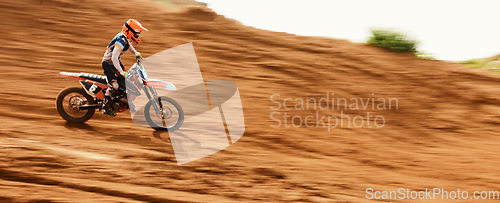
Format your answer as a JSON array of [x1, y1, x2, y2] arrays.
[[368, 29, 418, 53]]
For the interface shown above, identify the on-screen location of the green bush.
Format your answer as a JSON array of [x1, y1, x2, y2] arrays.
[[368, 29, 418, 53]]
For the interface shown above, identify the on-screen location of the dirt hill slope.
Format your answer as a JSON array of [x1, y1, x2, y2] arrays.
[[1, 0, 500, 202]]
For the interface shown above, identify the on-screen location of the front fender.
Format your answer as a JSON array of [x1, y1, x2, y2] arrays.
[[146, 79, 176, 91]]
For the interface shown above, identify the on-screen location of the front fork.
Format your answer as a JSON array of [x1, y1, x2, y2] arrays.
[[143, 85, 165, 125]]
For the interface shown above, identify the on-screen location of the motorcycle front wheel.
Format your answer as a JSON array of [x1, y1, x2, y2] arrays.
[[144, 96, 184, 132], [56, 87, 95, 123]]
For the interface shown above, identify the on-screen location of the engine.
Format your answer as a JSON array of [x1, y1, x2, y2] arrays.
[[112, 98, 128, 112]]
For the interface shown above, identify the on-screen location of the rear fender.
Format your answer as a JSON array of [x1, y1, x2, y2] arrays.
[[60, 72, 107, 100], [59, 72, 82, 81]]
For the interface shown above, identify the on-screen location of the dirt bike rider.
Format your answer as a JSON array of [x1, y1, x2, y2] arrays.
[[102, 19, 148, 116]]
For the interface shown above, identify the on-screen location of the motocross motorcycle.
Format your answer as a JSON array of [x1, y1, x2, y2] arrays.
[[56, 59, 184, 131]]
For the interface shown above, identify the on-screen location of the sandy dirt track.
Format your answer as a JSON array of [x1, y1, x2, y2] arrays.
[[1, 0, 500, 202]]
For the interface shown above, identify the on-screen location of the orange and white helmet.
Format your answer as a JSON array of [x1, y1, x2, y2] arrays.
[[122, 19, 148, 44]]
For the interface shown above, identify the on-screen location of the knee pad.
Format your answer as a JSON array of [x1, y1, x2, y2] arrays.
[[110, 80, 119, 90], [105, 88, 113, 96]]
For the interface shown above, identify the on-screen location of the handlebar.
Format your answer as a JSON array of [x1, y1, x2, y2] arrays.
[[127, 58, 148, 81]]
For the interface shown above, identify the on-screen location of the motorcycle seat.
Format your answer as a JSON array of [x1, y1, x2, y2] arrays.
[[79, 73, 108, 85]]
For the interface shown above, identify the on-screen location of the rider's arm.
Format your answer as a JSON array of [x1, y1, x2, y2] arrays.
[[111, 43, 125, 74], [128, 43, 141, 58]]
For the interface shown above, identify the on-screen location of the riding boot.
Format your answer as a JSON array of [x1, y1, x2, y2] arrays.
[[103, 95, 116, 116]]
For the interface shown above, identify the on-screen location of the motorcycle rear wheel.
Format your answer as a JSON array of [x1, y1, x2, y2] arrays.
[[56, 87, 95, 123]]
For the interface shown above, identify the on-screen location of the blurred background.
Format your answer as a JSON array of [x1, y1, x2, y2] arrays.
[[200, 0, 500, 62], [1, 0, 500, 202]]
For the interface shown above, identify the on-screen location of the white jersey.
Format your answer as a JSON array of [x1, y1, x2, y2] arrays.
[[102, 32, 138, 73]]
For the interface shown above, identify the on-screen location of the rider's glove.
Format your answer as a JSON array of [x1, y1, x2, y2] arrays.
[[136, 52, 144, 59], [121, 71, 128, 78]]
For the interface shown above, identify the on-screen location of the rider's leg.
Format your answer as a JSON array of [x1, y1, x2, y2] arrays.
[[102, 62, 119, 116], [105, 80, 119, 96], [103, 62, 119, 94]]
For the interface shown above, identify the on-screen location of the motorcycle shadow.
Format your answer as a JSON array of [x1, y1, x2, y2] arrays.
[[63, 121, 96, 131], [63, 121, 177, 161], [152, 129, 169, 140]]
